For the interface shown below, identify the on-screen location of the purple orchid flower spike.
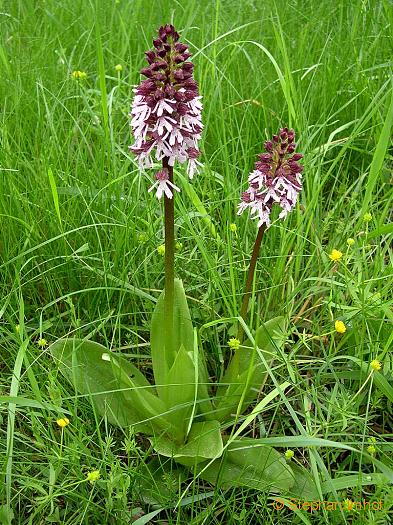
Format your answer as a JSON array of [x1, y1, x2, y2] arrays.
[[130, 24, 203, 198], [238, 128, 303, 228]]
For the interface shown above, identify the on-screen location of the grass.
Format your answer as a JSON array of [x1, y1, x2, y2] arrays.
[[1, 0, 392, 523]]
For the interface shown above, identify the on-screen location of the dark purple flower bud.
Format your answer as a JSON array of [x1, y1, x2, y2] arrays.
[[264, 140, 273, 151], [175, 43, 188, 53], [259, 153, 272, 162], [291, 153, 303, 161], [182, 52, 192, 60], [273, 135, 279, 143], [153, 38, 162, 49], [145, 50, 156, 64], [174, 54, 184, 64], [286, 144, 295, 153], [157, 49, 167, 58], [141, 67, 153, 78], [174, 90, 186, 102], [241, 191, 252, 203], [174, 70, 184, 81], [154, 72, 166, 81], [182, 62, 194, 71], [287, 132, 295, 143], [176, 102, 189, 115], [280, 130, 287, 140], [187, 147, 200, 159]]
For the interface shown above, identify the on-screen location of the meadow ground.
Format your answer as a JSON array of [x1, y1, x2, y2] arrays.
[[0, 1, 392, 524]]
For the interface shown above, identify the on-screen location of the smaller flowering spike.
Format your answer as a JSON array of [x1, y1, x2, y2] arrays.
[[237, 128, 304, 228], [148, 169, 180, 199]]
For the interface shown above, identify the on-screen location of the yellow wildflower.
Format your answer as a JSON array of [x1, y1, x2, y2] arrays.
[[367, 445, 376, 455], [363, 212, 372, 223], [228, 338, 240, 350], [86, 470, 100, 483], [329, 249, 343, 262], [334, 320, 346, 334], [157, 244, 165, 256], [229, 223, 237, 233], [56, 417, 70, 428], [38, 338, 48, 347], [370, 360, 382, 372], [71, 70, 87, 80], [115, 64, 123, 72], [346, 238, 355, 246], [284, 450, 294, 460]]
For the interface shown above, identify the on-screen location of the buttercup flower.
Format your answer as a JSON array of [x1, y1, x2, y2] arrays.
[[363, 212, 372, 222], [71, 70, 87, 80], [56, 417, 70, 428], [130, 24, 203, 189], [86, 470, 100, 483], [285, 450, 294, 460], [335, 320, 346, 333], [229, 223, 237, 232], [237, 128, 303, 228], [329, 249, 343, 262], [38, 338, 48, 348], [370, 359, 382, 371], [228, 338, 241, 350]]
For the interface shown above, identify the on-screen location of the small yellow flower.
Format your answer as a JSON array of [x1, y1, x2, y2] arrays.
[[56, 417, 70, 428], [137, 232, 148, 243], [38, 338, 48, 348], [114, 64, 123, 72], [175, 242, 183, 252], [363, 212, 372, 223], [329, 249, 343, 262], [284, 450, 294, 460], [368, 436, 377, 444], [334, 320, 346, 334], [86, 470, 100, 483], [71, 70, 87, 80], [367, 445, 376, 455], [343, 499, 353, 511], [370, 360, 382, 372], [157, 244, 165, 256], [346, 238, 355, 246], [228, 338, 240, 350], [15, 324, 20, 333], [229, 223, 237, 233]]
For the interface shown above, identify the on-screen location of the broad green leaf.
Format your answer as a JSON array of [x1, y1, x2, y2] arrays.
[[158, 345, 196, 436], [287, 463, 319, 500], [197, 440, 294, 493], [50, 338, 152, 432], [321, 473, 389, 493], [151, 279, 194, 401], [216, 317, 286, 421], [137, 459, 187, 506], [152, 420, 223, 467]]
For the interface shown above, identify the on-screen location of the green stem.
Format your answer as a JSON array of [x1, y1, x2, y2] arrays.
[[237, 224, 266, 342], [163, 157, 175, 354]]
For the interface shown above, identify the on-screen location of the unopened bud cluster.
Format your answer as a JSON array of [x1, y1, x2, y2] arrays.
[[238, 128, 304, 228]]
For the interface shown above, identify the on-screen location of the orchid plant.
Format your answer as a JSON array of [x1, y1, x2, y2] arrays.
[[51, 24, 316, 498]]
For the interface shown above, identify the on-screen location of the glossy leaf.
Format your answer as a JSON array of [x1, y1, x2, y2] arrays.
[[216, 317, 286, 422], [50, 338, 152, 432], [150, 279, 194, 401], [197, 439, 294, 493], [151, 420, 223, 467]]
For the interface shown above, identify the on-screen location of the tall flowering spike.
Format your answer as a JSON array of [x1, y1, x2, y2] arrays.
[[130, 24, 203, 197], [237, 128, 304, 228]]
